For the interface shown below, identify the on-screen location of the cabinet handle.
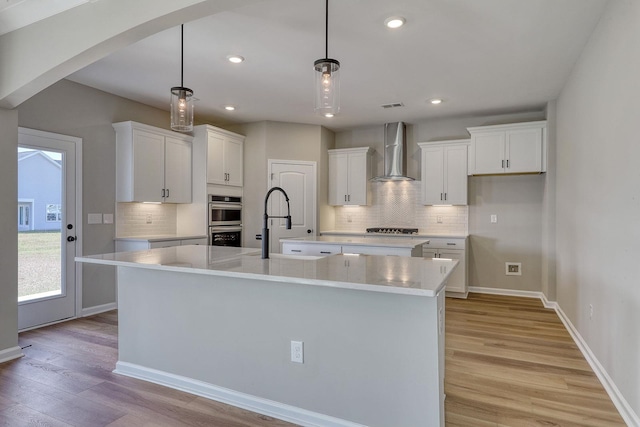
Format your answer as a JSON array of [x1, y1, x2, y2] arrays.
[[506, 159, 509, 168], [447, 243, 456, 246], [166, 189, 170, 198], [444, 193, 447, 201], [291, 249, 302, 253], [440, 193, 443, 200], [320, 251, 332, 254], [344, 195, 347, 202], [161, 189, 165, 198], [348, 195, 351, 202]]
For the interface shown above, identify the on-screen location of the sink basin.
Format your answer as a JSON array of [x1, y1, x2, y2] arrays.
[[245, 252, 326, 261]]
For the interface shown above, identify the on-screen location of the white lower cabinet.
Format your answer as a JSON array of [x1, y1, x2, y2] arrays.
[[423, 237, 468, 297], [282, 241, 422, 257], [282, 243, 340, 256], [115, 237, 208, 252]]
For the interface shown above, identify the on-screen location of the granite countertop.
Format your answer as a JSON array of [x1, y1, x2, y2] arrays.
[[76, 246, 457, 297], [319, 230, 468, 239], [114, 234, 208, 242], [280, 236, 430, 247]]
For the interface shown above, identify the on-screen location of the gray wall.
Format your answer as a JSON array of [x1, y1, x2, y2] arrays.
[[0, 109, 19, 355], [555, 0, 640, 417], [17, 79, 175, 309], [335, 111, 548, 292], [239, 121, 334, 248]]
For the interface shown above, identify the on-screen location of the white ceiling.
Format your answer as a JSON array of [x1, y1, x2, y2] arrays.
[[66, 0, 609, 131]]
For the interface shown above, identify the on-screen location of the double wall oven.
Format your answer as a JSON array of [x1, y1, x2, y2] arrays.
[[208, 195, 242, 246]]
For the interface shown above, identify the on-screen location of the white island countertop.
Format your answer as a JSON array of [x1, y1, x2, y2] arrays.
[[76, 245, 457, 297], [280, 235, 430, 247]]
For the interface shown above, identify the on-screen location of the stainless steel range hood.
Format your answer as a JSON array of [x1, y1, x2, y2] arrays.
[[371, 122, 415, 181]]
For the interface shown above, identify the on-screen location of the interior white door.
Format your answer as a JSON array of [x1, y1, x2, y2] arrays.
[[18, 128, 81, 331], [267, 160, 317, 254]]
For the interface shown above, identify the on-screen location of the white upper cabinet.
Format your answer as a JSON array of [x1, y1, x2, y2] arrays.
[[467, 121, 547, 175], [418, 140, 468, 205], [328, 147, 372, 206], [199, 125, 244, 187], [113, 121, 193, 203]]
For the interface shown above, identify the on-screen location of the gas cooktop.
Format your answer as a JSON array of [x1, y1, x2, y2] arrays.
[[366, 227, 419, 235]]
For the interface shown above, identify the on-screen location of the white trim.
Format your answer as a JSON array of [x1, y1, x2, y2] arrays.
[[114, 361, 366, 427], [74, 134, 83, 321], [0, 346, 24, 364], [18, 316, 76, 333], [554, 305, 640, 427], [468, 287, 639, 425], [82, 302, 117, 317]]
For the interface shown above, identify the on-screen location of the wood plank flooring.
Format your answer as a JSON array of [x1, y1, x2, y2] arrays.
[[0, 294, 626, 426], [445, 293, 625, 426]]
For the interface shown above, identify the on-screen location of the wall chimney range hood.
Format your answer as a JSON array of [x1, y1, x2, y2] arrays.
[[371, 122, 414, 181]]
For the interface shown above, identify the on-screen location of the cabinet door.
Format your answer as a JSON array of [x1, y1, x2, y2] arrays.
[[423, 249, 438, 259], [473, 133, 505, 174], [444, 145, 468, 205], [224, 137, 243, 187], [439, 249, 466, 294], [328, 152, 349, 205], [506, 128, 542, 173], [132, 129, 165, 202], [164, 136, 192, 203], [421, 146, 445, 205], [347, 151, 368, 205], [207, 132, 226, 185]]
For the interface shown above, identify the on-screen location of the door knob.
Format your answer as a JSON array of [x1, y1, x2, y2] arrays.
[[67, 236, 76, 242], [307, 229, 312, 234]]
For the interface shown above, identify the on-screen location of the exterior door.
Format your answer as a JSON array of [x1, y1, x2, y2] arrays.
[[18, 128, 81, 331], [267, 160, 317, 254]]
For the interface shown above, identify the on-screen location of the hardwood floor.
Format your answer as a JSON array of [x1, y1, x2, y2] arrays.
[[445, 293, 625, 426], [0, 294, 625, 426]]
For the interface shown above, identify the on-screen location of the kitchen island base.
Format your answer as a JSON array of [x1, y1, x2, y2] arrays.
[[114, 265, 445, 427]]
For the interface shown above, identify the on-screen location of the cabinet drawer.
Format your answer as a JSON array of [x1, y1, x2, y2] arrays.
[[181, 238, 208, 246], [149, 240, 181, 249], [341, 245, 410, 256], [282, 243, 339, 256], [423, 238, 465, 250]]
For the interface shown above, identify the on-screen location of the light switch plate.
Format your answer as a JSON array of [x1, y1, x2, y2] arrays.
[[87, 213, 102, 224], [103, 213, 114, 224]]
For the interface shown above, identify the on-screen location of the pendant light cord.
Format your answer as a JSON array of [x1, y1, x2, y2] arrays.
[[324, 0, 329, 58], [180, 24, 184, 88]]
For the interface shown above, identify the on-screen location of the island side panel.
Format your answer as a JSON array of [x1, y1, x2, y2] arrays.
[[116, 266, 444, 427]]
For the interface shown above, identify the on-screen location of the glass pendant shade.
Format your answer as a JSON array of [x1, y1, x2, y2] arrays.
[[314, 58, 340, 116], [170, 86, 194, 132]]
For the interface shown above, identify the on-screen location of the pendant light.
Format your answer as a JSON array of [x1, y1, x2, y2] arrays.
[[170, 24, 194, 132], [314, 0, 340, 117]]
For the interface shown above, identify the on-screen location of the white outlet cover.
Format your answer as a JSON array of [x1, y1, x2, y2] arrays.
[[291, 340, 304, 364], [490, 214, 498, 223], [87, 213, 102, 224], [506, 262, 522, 276]]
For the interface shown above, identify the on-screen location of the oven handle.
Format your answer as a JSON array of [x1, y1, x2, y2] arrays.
[[209, 203, 242, 210], [210, 226, 243, 232]]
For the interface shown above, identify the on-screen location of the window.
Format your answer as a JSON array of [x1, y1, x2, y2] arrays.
[[46, 204, 62, 222], [18, 204, 30, 226]]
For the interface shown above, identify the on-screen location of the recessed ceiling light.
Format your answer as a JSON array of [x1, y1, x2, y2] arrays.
[[384, 16, 405, 29], [324, 113, 334, 118], [429, 98, 443, 105], [225, 105, 236, 111], [227, 55, 244, 64]]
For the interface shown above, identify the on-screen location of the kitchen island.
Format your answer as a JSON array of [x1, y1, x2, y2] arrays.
[[76, 246, 457, 427]]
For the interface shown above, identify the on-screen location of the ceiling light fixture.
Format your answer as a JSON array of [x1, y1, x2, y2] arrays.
[[314, 0, 340, 117], [384, 16, 405, 29], [170, 24, 194, 132], [225, 105, 236, 111], [324, 113, 334, 118], [227, 55, 244, 64], [430, 98, 443, 105]]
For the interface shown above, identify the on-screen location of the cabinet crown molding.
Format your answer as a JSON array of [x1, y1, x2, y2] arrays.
[[466, 120, 547, 134], [328, 146, 373, 154], [112, 121, 193, 142], [418, 139, 470, 147]]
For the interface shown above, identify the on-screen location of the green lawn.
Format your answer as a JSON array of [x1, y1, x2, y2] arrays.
[[18, 231, 62, 299]]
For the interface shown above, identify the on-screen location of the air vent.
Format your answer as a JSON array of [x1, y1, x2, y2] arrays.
[[381, 102, 404, 109]]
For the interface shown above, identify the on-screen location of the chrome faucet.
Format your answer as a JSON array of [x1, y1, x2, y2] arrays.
[[262, 186, 292, 259]]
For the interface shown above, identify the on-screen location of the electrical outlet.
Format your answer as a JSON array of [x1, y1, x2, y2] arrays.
[[437, 215, 443, 223], [291, 341, 304, 363], [490, 214, 498, 223], [589, 304, 593, 320], [506, 262, 522, 276], [146, 214, 152, 224]]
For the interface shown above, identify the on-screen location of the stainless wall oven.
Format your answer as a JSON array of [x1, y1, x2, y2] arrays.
[[208, 195, 242, 246]]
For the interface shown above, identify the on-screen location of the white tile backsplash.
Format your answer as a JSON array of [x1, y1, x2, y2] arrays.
[[334, 181, 468, 235], [116, 202, 178, 237]]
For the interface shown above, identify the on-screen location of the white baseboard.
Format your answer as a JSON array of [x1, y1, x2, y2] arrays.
[[468, 287, 639, 426], [0, 346, 24, 364], [114, 362, 365, 427], [82, 302, 117, 317]]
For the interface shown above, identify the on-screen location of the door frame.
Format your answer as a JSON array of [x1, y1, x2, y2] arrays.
[[267, 159, 317, 252], [18, 127, 83, 331]]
